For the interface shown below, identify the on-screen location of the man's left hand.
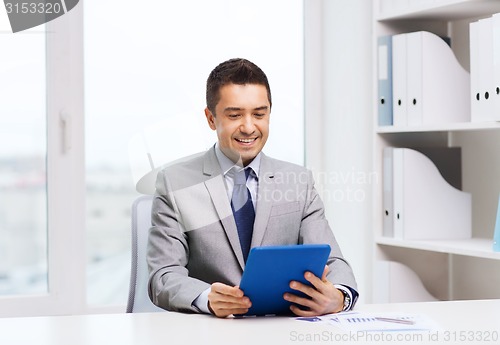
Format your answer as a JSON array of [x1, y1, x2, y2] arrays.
[[283, 265, 344, 316]]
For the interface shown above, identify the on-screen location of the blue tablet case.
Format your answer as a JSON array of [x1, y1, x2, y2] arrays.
[[238, 244, 331, 316]]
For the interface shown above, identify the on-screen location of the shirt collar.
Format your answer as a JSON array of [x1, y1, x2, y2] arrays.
[[214, 143, 261, 179]]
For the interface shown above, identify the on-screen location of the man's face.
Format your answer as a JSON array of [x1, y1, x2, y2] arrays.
[[205, 83, 270, 166]]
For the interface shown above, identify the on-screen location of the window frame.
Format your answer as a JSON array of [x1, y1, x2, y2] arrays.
[[0, 4, 86, 317]]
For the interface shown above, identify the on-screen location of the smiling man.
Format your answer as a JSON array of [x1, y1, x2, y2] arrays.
[[205, 83, 270, 166], [147, 58, 358, 318]]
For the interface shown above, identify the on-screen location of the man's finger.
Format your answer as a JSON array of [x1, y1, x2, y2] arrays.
[[211, 283, 244, 298], [303, 272, 328, 294], [321, 265, 329, 281]]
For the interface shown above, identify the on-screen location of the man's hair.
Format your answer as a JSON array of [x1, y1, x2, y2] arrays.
[[206, 58, 272, 115]]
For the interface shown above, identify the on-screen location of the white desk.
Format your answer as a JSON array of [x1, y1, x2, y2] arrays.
[[1, 300, 499, 345]]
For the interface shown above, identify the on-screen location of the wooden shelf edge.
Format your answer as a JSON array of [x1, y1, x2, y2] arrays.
[[376, 236, 500, 260]]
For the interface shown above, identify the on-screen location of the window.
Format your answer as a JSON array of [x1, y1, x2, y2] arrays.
[[0, 4, 86, 316], [0, 0, 305, 315], [84, 0, 304, 307], [0, 27, 47, 297]]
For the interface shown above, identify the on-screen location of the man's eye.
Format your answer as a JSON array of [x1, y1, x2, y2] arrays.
[[228, 114, 240, 119], [254, 113, 265, 118]]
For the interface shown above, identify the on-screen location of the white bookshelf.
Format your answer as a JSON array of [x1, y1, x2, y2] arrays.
[[373, 0, 500, 302]]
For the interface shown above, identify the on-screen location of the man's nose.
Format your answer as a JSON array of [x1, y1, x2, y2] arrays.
[[240, 115, 256, 134]]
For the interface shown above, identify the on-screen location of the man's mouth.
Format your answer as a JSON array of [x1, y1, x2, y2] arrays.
[[235, 138, 257, 144]]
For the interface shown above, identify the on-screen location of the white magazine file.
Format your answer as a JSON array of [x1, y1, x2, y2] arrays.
[[392, 31, 470, 126], [391, 148, 471, 240]]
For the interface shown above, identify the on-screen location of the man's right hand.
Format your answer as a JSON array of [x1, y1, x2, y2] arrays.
[[207, 282, 251, 318]]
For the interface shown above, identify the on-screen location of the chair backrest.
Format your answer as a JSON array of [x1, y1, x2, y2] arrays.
[[127, 195, 165, 313]]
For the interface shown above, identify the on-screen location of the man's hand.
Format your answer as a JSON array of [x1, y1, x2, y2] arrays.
[[207, 282, 252, 318], [283, 266, 344, 317]]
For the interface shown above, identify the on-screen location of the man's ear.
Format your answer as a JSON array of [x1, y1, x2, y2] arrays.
[[204, 107, 216, 130]]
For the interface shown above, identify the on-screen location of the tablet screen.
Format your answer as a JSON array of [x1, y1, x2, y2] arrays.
[[238, 244, 331, 316]]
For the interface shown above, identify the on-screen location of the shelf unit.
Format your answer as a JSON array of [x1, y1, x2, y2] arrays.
[[373, 0, 500, 302]]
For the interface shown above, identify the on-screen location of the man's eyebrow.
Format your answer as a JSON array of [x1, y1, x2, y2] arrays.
[[223, 106, 269, 112], [254, 106, 269, 112], [223, 107, 243, 112]]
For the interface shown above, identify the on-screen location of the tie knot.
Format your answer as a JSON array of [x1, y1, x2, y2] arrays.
[[234, 167, 252, 185]]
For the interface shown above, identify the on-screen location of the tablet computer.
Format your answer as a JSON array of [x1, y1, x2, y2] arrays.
[[238, 244, 331, 316]]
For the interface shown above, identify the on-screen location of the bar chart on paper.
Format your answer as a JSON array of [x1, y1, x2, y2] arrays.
[[325, 312, 440, 332]]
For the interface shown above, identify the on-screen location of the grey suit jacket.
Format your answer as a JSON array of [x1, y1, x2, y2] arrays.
[[147, 147, 358, 313]]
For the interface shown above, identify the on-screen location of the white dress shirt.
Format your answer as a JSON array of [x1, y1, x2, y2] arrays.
[[192, 144, 261, 313]]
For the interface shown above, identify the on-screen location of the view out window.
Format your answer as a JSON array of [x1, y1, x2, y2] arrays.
[[0, 30, 47, 296]]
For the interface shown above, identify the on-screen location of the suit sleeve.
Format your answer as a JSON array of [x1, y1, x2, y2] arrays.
[[299, 170, 359, 306], [147, 169, 210, 313]]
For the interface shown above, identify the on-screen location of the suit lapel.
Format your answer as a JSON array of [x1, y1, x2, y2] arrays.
[[202, 148, 246, 269], [251, 153, 275, 248]]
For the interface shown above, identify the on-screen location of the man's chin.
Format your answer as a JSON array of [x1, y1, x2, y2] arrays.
[[222, 146, 262, 165], [239, 151, 260, 166]]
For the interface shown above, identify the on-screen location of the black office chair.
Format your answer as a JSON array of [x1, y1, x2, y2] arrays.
[[126, 195, 164, 313]]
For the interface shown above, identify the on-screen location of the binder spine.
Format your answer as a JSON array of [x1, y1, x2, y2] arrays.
[[471, 14, 500, 122], [392, 34, 407, 127], [493, 195, 500, 252], [493, 14, 500, 120], [378, 36, 393, 126], [470, 20, 481, 121], [383, 147, 394, 237]]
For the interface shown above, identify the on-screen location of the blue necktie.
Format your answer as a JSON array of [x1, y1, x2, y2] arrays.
[[231, 168, 255, 262]]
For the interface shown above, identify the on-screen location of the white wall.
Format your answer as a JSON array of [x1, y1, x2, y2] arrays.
[[305, 0, 373, 304]]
